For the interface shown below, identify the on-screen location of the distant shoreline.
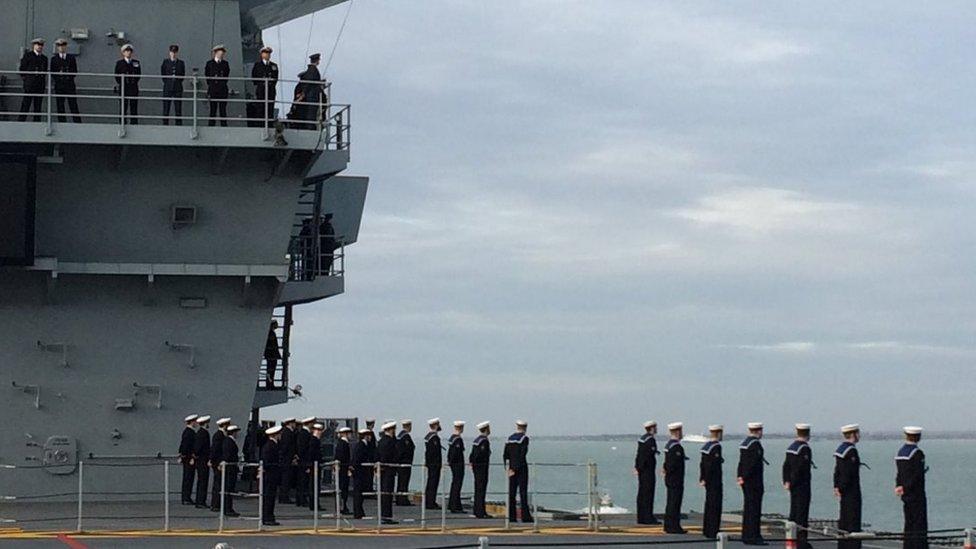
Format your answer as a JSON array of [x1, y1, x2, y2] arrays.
[[535, 432, 976, 441]]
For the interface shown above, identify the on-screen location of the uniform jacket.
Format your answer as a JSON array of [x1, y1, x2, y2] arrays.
[[279, 426, 298, 465], [503, 432, 530, 471], [260, 439, 281, 483], [211, 430, 226, 465], [335, 438, 351, 465], [18, 50, 48, 90], [297, 428, 312, 465], [377, 433, 397, 467], [205, 59, 230, 98], [251, 59, 279, 99], [737, 436, 765, 489], [49, 53, 78, 91], [833, 441, 862, 494], [396, 430, 415, 465], [782, 440, 813, 489], [469, 435, 491, 465], [179, 426, 195, 462], [352, 439, 371, 481], [160, 58, 185, 93], [114, 58, 141, 95], [699, 440, 723, 487], [297, 64, 324, 104], [634, 433, 658, 471], [193, 427, 211, 464], [307, 435, 323, 468], [447, 434, 465, 465], [663, 439, 686, 488], [425, 431, 442, 467], [223, 436, 240, 464], [895, 443, 926, 499]]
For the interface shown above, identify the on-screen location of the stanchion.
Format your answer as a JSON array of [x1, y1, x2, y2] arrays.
[[785, 520, 797, 549], [531, 462, 539, 533], [591, 462, 600, 532], [376, 462, 382, 534], [504, 467, 511, 531], [163, 460, 170, 532], [257, 460, 263, 531], [218, 462, 226, 532], [420, 464, 427, 530], [313, 460, 319, 533], [717, 531, 728, 549], [333, 461, 341, 532], [440, 465, 447, 533], [964, 528, 974, 549], [479, 535, 491, 548], [76, 460, 84, 533]]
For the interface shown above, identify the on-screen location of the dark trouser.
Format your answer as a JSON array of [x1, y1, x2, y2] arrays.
[[307, 464, 319, 511], [353, 471, 368, 518], [790, 485, 812, 549], [19, 86, 43, 122], [636, 469, 656, 524], [472, 463, 489, 517], [664, 484, 683, 532], [223, 465, 237, 513], [121, 96, 139, 124], [181, 461, 196, 502], [265, 357, 277, 388], [703, 484, 722, 539], [448, 463, 464, 511], [338, 464, 350, 511], [741, 483, 764, 542], [425, 464, 441, 508], [380, 466, 396, 519], [194, 461, 210, 506], [838, 490, 862, 549], [280, 463, 294, 502], [508, 467, 531, 521], [209, 100, 227, 126], [396, 462, 412, 505], [210, 465, 222, 509], [262, 476, 278, 522], [162, 89, 183, 125], [902, 495, 928, 549], [54, 86, 82, 123], [296, 464, 308, 506]]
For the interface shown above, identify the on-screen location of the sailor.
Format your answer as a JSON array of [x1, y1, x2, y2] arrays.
[[895, 426, 928, 549], [179, 414, 199, 505], [634, 420, 660, 525], [447, 420, 466, 513], [251, 45, 279, 123], [205, 44, 230, 127], [503, 420, 534, 523], [293, 53, 325, 127], [319, 214, 339, 274], [336, 426, 353, 514], [783, 423, 814, 549], [662, 422, 687, 534], [18, 38, 47, 122], [395, 419, 415, 506], [295, 417, 316, 507], [469, 421, 492, 519], [50, 38, 82, 123], [278, 418, 298, 504], [351, 427, 372, 519], [306, 423, 325, 511], [365, 418, 378, 495], [210, 418, 231, 512], [260, 425, 283, 526], [700, 424, 724, 539], [222, 425, 241, 517], [263, 321, 281, 388], [377, 421, 399, 524], [193, 416, 212, 508], [424, 418, 443, 510], [114, 44, 141, 124], [834, 424, 864, 549], [737, 422, 767, 545], [160, 44, 185, 125]]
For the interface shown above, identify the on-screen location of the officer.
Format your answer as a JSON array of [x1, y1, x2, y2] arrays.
[[222, 424, 241, 517], [278, 418, 298, 504], [662, 422, 687, 534], [160, 44, 185, 125], [470, 421, 492, 519], [377, 421, 399, 524], [896, 426, 928, 549], [365, 418, 377, 495], [503, 420, 533, 523], [296, 417, 315, 507], [834, 424, 864, 549], [260, 425, 283, 526], [447, 420, 466, 513], [424, 418, 443, 510], [178, 414, 199, 505], [210, 418, 231, 512], [352, 427, 372, 519], [783, 423, 814, 549], [634, 420, 660, 525], [294, 53, 324, 127], [18, 38, 47, 121], [395, 419, 415, 506], [193, 416, 212, 508], [50, 38, 82, 123], [251, 45, 279, 123], [700, 424, 724, 540], [306, 423, 325, 511], [738, 422, 767, 545], [205, 45, 230, 126], [335, 426, 353, 514], [114, 44, 141, 124]]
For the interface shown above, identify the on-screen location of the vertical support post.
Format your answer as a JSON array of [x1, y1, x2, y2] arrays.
[[191, 73, 199, 139], [785, 520, 797, 549], [531, 463, 539, 533], [420, 464, 427, 531], [218, 462, 226, 533], [585, 462, 593, 530], [45, 71, 52, 135], [257, 461, 264, 532], [75, 461, 83, 533], [504, 465, 510, 531], [264, 78, 270, 137], [375, 462, 382, 534], [592, 461, 600, 532], [164, 460, 170, 532], [119, 74, 126, 137], [963, 528, 974, 549], [440, 465, 447, 533], [313, 460, 319, 533], [479, 536, 491, 548], [334, 461, 341, 532], [717, 531, 728, 549]]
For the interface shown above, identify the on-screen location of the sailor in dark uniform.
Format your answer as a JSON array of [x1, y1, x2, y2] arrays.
[[470, 421, 492, 518], [178, 414, 199, 505], [278, 418, 298, 504], [209, 418, 230, 512], [700, 424, 724, 539], [293, 53, 325, 127], [193, 416, 212, 508], [260, 425, 283, 526], [503, 420, 533, 523], [737, 422, 768, 545], [204, 44, 230, 126], [365, 418, 377, 495], [160, 44, 185, 125], [447, 420, 466, 513], [251, 45, 279, 123], [395, 420, 415, 506], [783, 423, 814, 549], [114, 44, 141, 124], [18, 38, 47, 121], [895, 426, 928, 549], [222, 424, 241, 517], [377, 421, 399, 523], [834, 424, 864, 549], [335, 427, 353, 514], [424, 418, 444, 510], [634, 420, 660, 525], [50, 38, 82, 123], [352, 427, 372, 519], [295, 417, 315, 507], [306, 423, 325, 511], [662, 422, 687, 534]]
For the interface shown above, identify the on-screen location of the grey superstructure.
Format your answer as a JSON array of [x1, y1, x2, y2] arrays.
[[0, 0, 366, 498]]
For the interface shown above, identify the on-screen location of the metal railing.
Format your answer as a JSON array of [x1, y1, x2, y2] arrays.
[[0, 69, 350, 150], [288, 233, 345, 281]]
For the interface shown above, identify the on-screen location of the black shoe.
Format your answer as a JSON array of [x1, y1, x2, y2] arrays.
[[666, 528, 688, 534], [450, 509, 465, 514], [381, 519, 399, 525], [341, 508, 353, 515], [522, 516, 534, 523], [354, 514, 365, 519], [279, 498, 293, 504], [209, 507, 220, 512], [225, 511, 240, 517], [262, 520, 280, 526], [425, 504, 441, 510], [743, 541, 769, 546], [194, 504, 208, 509], [474, 514, 491, 519], [181, 500, 194, 505]]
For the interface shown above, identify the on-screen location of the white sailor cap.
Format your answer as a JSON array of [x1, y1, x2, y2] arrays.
[[212, 44, 227, 52], [427, 417, 440, 426], [196, 415, 211, 424], [453, 420, 466, 428], [227, 425, 240, 433], [643, 420, 657, 429], [477, 421, 490, 430], [358, 427, 370, 435], [54, 38, 68, 46], [795, 423, 811, 431], [31, 38, 45, 45], [266, 425, 282, 435], [184, 414, 199, 423], [401, 419, 412, 425], [841, 423, 860, 434], [120, 43, 133, 52], [708, 424, 724, 431], [747, 422, 763, 430], [381, 421, 397, 430], [903, 426, 923, 435], [667, 422, 683, 430], [216, 417, 231, 426], [515, 420, 528, 427], [312, 423, 325, 430], [301, 416, 317, 424], [338, 427, 352, 434]]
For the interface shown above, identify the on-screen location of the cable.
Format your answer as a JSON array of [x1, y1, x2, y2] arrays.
[[323, 0, 354, 75], [304, 11, 316, 61]]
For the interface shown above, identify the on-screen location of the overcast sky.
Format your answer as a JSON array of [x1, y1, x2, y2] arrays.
[[266, 1, 976, 435]]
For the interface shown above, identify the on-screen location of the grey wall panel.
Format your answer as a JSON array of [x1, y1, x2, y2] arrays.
[[321, 175, 367, 245]]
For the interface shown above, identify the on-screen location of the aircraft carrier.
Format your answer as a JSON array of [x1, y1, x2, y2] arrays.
[[0, 0, 367, 499]]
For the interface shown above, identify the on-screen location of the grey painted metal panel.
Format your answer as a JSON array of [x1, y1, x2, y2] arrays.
[[321, 175, 368, 245], [277, 274, 343, 306], [252, 387, 288, 408], [243, 0, 348, 29]]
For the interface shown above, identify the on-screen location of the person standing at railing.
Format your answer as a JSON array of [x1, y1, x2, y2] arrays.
[[278, 417, 298, 504], [18, 38, 47, 122], [783, 423, 814, 549], [319, 213, 339, 275], [205, 45, 230, 127], [470, 421, 492, 519], [179, 414, 200, 505], [395, 420, 415, 506], [424, 418, 444, 510], [306, 422, 325, 512], [352, 427, 372, 519], [222, 424, 241, 517], [210, 418, 230, 512], [378, 421, 400, 524], [634, 420, 660, 525], [895, 426, 928, 549], [293, 53, 325, 128], [252, 46, 278, 124], [193, 415, 212, 508], [261, 425, 283, 526], [336, 426, 353, 515], [699, 424, 724, 540], [160, 44, 185, 126], [114, 44, 141, 124], [447, 420, 466, 513], [50, 39, 82, 124], [737, 422, 768, 545], [504, 420, 534, 523], [263, 320, 281, 388], [662, 422, 687, 534], [834, 424, 864, 549], [295, 416, 315, 507]]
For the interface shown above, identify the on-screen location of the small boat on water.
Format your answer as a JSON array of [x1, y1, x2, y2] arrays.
[[578, 493, 630, 515]]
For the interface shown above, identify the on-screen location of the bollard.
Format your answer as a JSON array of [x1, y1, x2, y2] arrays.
[[164, 460, 170, 532], [479, 535, 491, 548], [785, 520, 797, 549], [76, 461, 84, 533], [717, 531, 727, 549], [964, 529, 974, 549]]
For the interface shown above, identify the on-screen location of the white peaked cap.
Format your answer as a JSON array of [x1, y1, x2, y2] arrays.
[[428, 418, 440, 426], [453, 421, 465, 427], [668, 422, 683, 430], [301, 416, 316, 424], [515, 420, 528, 427], [747, 422, 763, 430], [903, 426, 923, 435], [338, 427, 352, 433], [120, 43, 133, 52], [401, 419, 412, 425], [312, 423, 324, 430], [266, 425, 282, 435], [184, 414, 199, 422], [281, 417, 296, 424], [477, 421, 490, 430], [643, 420, 657, 428], [709, 424, 724, 431], [382, 421, 397, 430], [841, 423, 860, 433], [358, 428, 370, 434], [196, 415, 211, 424], [216, 417, 231, 426], [227, 425, 240, 433], [795, 423, 811, 430]]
